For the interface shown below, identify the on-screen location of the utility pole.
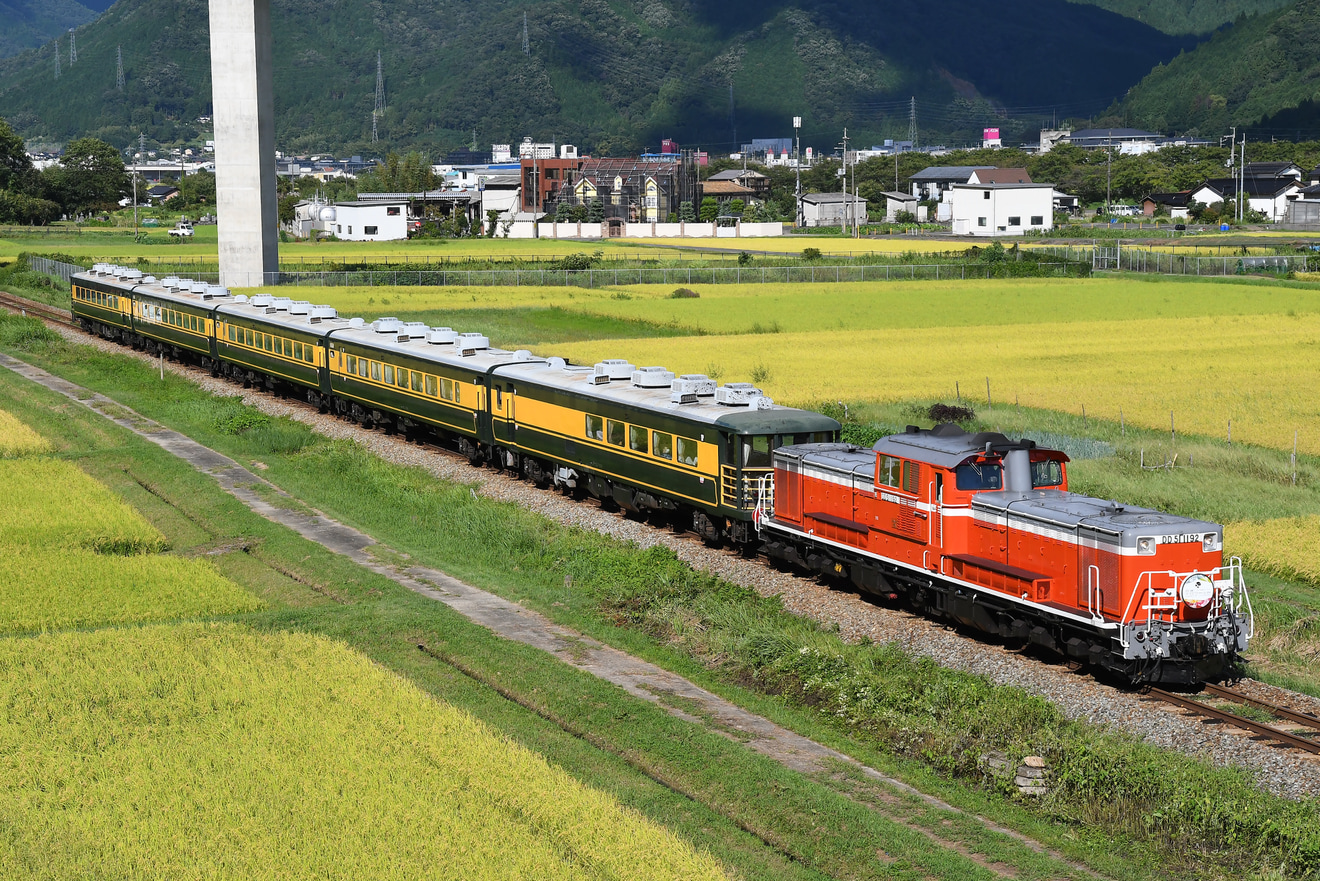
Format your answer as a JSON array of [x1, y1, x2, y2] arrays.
[[793, 115, 802, 228], [840, 128, 850, 233], [1106, 129, 1112, 216], [1239, 134, 1246, 221], [116, 45, 124, 92], [132, 172, 138, 237]]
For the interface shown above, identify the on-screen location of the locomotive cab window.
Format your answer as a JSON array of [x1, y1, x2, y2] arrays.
[[585, 414, 604, 441], [955, 461, 1003, 491], [1031, 459, 1064, 488]]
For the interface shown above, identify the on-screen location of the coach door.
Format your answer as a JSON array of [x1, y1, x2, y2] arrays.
[[1078, 524, 1121, 619], [490, 382, 515, 446]]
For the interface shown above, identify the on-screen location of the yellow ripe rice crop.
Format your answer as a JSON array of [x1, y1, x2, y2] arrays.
[[0, 623, 728, 881], [0, 409, 50, 458], [554, 312, 1320, 456], [1228, 516, 1320, 585], [0, 459, 165, 554], [0, 550, 262, 634]]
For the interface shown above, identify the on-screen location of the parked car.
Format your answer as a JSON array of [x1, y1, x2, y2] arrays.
[[168, 221, 195, 238]]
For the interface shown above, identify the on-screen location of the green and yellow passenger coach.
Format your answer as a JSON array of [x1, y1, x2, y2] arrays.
[[70, 264, 840, 544]]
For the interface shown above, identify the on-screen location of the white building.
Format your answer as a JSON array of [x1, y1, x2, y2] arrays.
[[328, 201, 409, 241], [949, 183, 1054, 236]]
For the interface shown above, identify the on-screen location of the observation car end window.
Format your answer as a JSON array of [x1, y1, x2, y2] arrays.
[[742, 435, 773, 468]]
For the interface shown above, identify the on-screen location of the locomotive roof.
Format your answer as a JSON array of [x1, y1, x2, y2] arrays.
[[972, 490, 1220, 546], [873, 424, 1067, 469]]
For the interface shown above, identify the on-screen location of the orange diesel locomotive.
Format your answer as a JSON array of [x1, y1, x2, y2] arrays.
[[756, 424, 1252, 685]]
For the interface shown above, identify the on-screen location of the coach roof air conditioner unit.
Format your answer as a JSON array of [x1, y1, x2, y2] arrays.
[[456, 332, 489, 355], [288, 301, 311, 315], [593, 359, 635, 384], [632, 366, 674, 388], [402, 322, 428, 338], [426, 327, 458, 344], [371, 317, 403, 333]]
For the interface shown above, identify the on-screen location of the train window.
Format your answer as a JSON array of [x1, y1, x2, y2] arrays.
[[440, 377, 454, 400], [383, 364, 395, 385], [398, 369, 410, 389], [276, 337, 286, 356], [955, 462, 1002, 491], [264, 334, 274, 353], [304, 345, 315, 364], [370, 361, 381, 381], [652, 431, 673, 460], [676, 437, 699, 467], [244, 329, 254, 347], [606, 420, 625, 446], [453, 383, 461, 404], [878, 455, 902, 488], [228, 326, 236, 342], [903, 461, 920, 494], [742, 435, 773, 468], [425, 375, 437, 396], [291, 342, 301, 361], [358, 358, 369, 378], [585, 414, 604, 441], [1031, 459, 1064, 488], [628, 425, 648, 453], [410, 371, 423, 393], [495, 388, 503, 410], [345, 354, 356, 374]]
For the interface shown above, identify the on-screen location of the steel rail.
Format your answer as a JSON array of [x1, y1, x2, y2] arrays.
[[1147, 688, 1320, 755], [0, 291, 77, 328], [1203, 683, 1320, 731]]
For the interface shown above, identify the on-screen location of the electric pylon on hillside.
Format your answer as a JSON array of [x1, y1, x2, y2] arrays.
[[372, 51, 385, 143], [69, 29, 77, 65], [116, 46, 125, 92]]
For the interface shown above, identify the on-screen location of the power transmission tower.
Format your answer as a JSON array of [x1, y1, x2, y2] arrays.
[[69, 29, 76, 65], [908, 96, 918, 149], [523, 12, 530, 56], [372, 51, 385, 143], [139, 132, 146, 157], [729, 83, 736, 151], [116, 45, 125, 92], [54, 40, 61, 80]]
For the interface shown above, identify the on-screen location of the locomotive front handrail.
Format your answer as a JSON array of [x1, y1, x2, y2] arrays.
[[1117, 559, 1253, 650]]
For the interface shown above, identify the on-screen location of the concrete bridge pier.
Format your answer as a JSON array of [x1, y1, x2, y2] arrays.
[[209, 0, 278, 288]]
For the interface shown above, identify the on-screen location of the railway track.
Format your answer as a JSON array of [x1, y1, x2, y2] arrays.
[[0, 290, 78, 328], [9, 286, 1320, 756], [1146, 685, 1320, 755]]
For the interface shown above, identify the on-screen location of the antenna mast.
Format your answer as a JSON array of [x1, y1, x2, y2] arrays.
[[372, 51, 385, 143]]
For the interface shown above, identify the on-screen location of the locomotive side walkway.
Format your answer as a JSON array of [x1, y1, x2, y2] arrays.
[[0, 349, 1106, 881]]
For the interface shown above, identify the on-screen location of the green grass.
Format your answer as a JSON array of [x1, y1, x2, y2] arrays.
[[6, 317, 1320, 878]]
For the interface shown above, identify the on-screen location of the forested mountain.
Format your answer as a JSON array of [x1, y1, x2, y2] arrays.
[[1119, 0, 1320, 138], [0, 0, 100, 60], [1066, 0, 1290, 34], [0, 0, 1193, 157]]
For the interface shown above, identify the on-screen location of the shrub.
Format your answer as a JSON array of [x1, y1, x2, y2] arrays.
[[669, 287, 700, 299], [801, 247, 822, 260], [928, 403, 976, 423]]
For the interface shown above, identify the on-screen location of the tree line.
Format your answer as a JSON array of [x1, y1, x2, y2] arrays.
[[0, 117, 131, 224]]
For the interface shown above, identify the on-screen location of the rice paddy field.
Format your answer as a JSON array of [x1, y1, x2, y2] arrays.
[[1, 623, 726, 881], [0, 409, 50, 457], [0, 392, 733, 879]]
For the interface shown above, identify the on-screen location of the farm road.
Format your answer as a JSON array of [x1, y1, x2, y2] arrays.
[[0, 350, 1102, 879]]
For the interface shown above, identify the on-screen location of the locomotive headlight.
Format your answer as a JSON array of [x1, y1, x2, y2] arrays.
[[1137, 537, 1156, 555], [1202, 533, 1222, 553], [1180, 573, 1215, 609]]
